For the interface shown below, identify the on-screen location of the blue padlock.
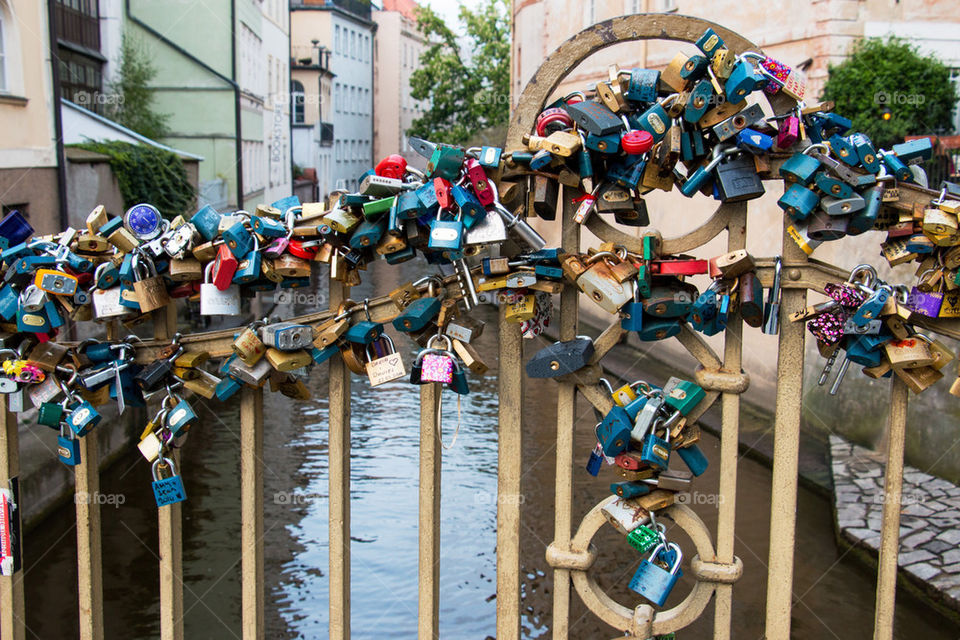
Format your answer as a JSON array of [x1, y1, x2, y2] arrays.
[[393, 297, 441, 333], [118, 283, 140, 310], [415, 183, 440, 218], [849, 185, 882, 235], [640, 429, 670, 470], [736, 128, 773, 154], [629, 542, 683, 607], [232, 247, 262, 284], [725, 60, 766, 104], [637, 316, 682, 342], [585, 132, 622, 154], [251, 215, 287, 238], [98, 216, 124, 237], [350, 218, 386, 250], [0, 209, 34, 247], [311, 345, 339, 365], [165, 395, 198, 437], [452, 186, 483, 229], [881, 151, 912, 182], [687, 289, 718, 332], [477, 145, 502, 169], [828, 133, 858, 166], [851, 286, 890, 326], [223, 220, 254, 259], [634, 103, 669, 143], [270, 195, 301, 212], [626, 68, 660, 103], [529, 149, 553, 170], [695, 27, 724, 56], [279, 277, 311, 289], [16, 308, 51, 333], [623, 394, 650, 421], [152, 457, 187, 507], [677, 443, 709, 476], [611, 481, 651, 499], [118, 253, 135, 286], [191, 204, 223, 241], [586, 444, 603, 477], [66, 400, 101, 436], [844, 335, 885, 367], [428, 212, 464, 252], [779, 152, 821, 185], [215, 374, 244, 400], [850, 133, 881, 173], [384, 244, 416, 264], [0, 285, 19, 320], [683, 80, 713, 123], [596, 405, 632, 457], [57, 427, 81, 466], [344, 320, 383, 345], [44, 299, 64, 329]]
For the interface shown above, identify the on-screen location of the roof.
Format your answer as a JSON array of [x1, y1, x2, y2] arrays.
[[381, 0, 419, 21]]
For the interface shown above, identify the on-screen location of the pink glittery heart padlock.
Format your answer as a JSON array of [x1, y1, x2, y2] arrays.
[[420, 353, 454, 384]]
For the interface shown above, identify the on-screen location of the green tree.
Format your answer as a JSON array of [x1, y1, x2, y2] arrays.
[[107, 34, 171, 140], [408, 0, 510, 145], [821, 37, 956, 149]]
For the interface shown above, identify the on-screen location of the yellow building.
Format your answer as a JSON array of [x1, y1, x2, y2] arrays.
[[0, 0, 62, 234]]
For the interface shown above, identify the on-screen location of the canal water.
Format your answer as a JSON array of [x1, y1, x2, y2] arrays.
[[21, 266, 960, 638]]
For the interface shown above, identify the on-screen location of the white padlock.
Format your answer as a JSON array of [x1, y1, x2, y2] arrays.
[[600, 495, 652, 535], [200, 262, 241, 316], [92, 287, 130, 320]]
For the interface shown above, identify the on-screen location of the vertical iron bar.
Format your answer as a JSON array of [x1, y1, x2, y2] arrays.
[[496, 310, 523, 640], [873, 376, 909, 639], [418, 383, 442, 639], [551, 192, 579, 639], [328, 279, 351, 640], [764, 219, 808, 640], [154, 307, 183, 640], [713, 203, 747, 640], [241, 386, 265, 639], [75, 428, 104, 640], [0, 394, 25, 640]]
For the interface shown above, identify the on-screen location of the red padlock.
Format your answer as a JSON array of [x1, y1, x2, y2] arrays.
[[168, 282, 196, 298], [651, 258, 709, 276], [464, 158, 495, 206], [211, 244, 238, 291], [621, 130, 654, 155], [614, 452, 646, 471], [288, 240, 318, 260], [376, 154, 407, 179], [434, 177, 454, 210], [535, 107, 574, 137]]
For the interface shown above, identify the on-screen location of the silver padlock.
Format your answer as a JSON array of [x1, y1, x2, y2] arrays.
[[464, 210, 508, 246], [164, 223, 198, 258], [631, 394, 664, 443], [20, 285, 48, 313], [601, 496, 651, 535], [199, 262, 241, 316], [228, 356, 272, 385], [92, 287, 130, 320]]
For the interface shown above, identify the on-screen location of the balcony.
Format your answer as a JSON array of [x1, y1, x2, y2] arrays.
[[319, 122, 334, 146], [291, 0, 372, 21]]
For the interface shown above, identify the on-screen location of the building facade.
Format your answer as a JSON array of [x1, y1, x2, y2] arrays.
[[0, 0, 61, 234], [291, 0, 375, 198], [372, 0, 426, 166], [122, 0, 291, 210]]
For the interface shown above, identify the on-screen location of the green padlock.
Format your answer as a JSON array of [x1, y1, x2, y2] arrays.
[[663, 377, 705, 415], [38, 401, 65, 429]]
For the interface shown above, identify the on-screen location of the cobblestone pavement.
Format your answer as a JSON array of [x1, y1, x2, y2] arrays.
[[830, 435, 960, 612]]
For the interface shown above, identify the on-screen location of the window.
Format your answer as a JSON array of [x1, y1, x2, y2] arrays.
[[365, 35, 370, 63], [291, 80, 305, 124], [335, 141, 341, 163], [661, 0, 677, 11], [351, 31, 356, 59], [350, 86, 355, 113], [585, 0, 595, 25], [335, 26, 340, 54]]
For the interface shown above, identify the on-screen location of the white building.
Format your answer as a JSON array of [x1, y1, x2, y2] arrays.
[[373, 0, 427, 166], [291, 0, 376, 199]]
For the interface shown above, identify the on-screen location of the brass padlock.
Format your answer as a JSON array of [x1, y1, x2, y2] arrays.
[[577, 254, 633, 314], [86, 205, 109, 234], [893, 365, 943, 394], [273, 254, 311, 278], [884, 337, 935, 369], [661, 52, 691, 93], [313, 316, 349, 349], [264, 348, 312, 372], [107, 227, 139, 252], [192, 240, 220, 262], [261, 259, 284, 283], [505, 294, 536, 323], [183, 375, 218, 400], [710, 250, 755, 279], [452, 338, 488, 375], [278, 378, 312, 400], [561, 254, 589, 283], [169, 257, 203, 281], [76, 233, 110, 253], [640, 160, 674, 192], [234, 327, 267, 365], [27, 342, 68, 372]]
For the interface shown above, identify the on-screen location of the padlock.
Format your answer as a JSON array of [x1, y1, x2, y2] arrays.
[[365, 335, 406, 387], [663, 378, 705, 415], [232, 238, 262, 284], [629, 541, 683, 606], [563, 100, 623, 136], [596, 405, 632, 457], [714, 150, 765, 202], [191, 204, 222, 241], [884, 337, 935, 369], [643, 279, 698, 318], [393, 295, 441, 333], [152, 457, 187, 507], [34, 268, 78, 297], [260, 322, 313, 351], [66, 398, 101, 436], [200, 262, 241, 316], [577, 254, 633, 314], [57, 425, 81, 466], [525, 337, 594, 378], [130, 253, 170, 313], [165, 393, 198, 437], [264, 348, 312, 373]]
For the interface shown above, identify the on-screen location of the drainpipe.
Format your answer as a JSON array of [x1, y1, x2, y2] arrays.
[[370, 21, 377, 167], [46, 0, 68, 230], [125, 0, 244, 209]]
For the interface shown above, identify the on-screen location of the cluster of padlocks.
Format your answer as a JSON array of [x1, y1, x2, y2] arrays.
[[2, 23, 960, 617]]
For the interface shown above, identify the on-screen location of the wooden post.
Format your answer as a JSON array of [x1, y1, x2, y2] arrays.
[[75, 429, 104, 640], [241, 386, 265, 639], [328, 280, 351, 640], [418, 383, 442, 639], [873, 377, 909, 639], [496, 311, 523, 640], [0, 395, 25, 640]]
